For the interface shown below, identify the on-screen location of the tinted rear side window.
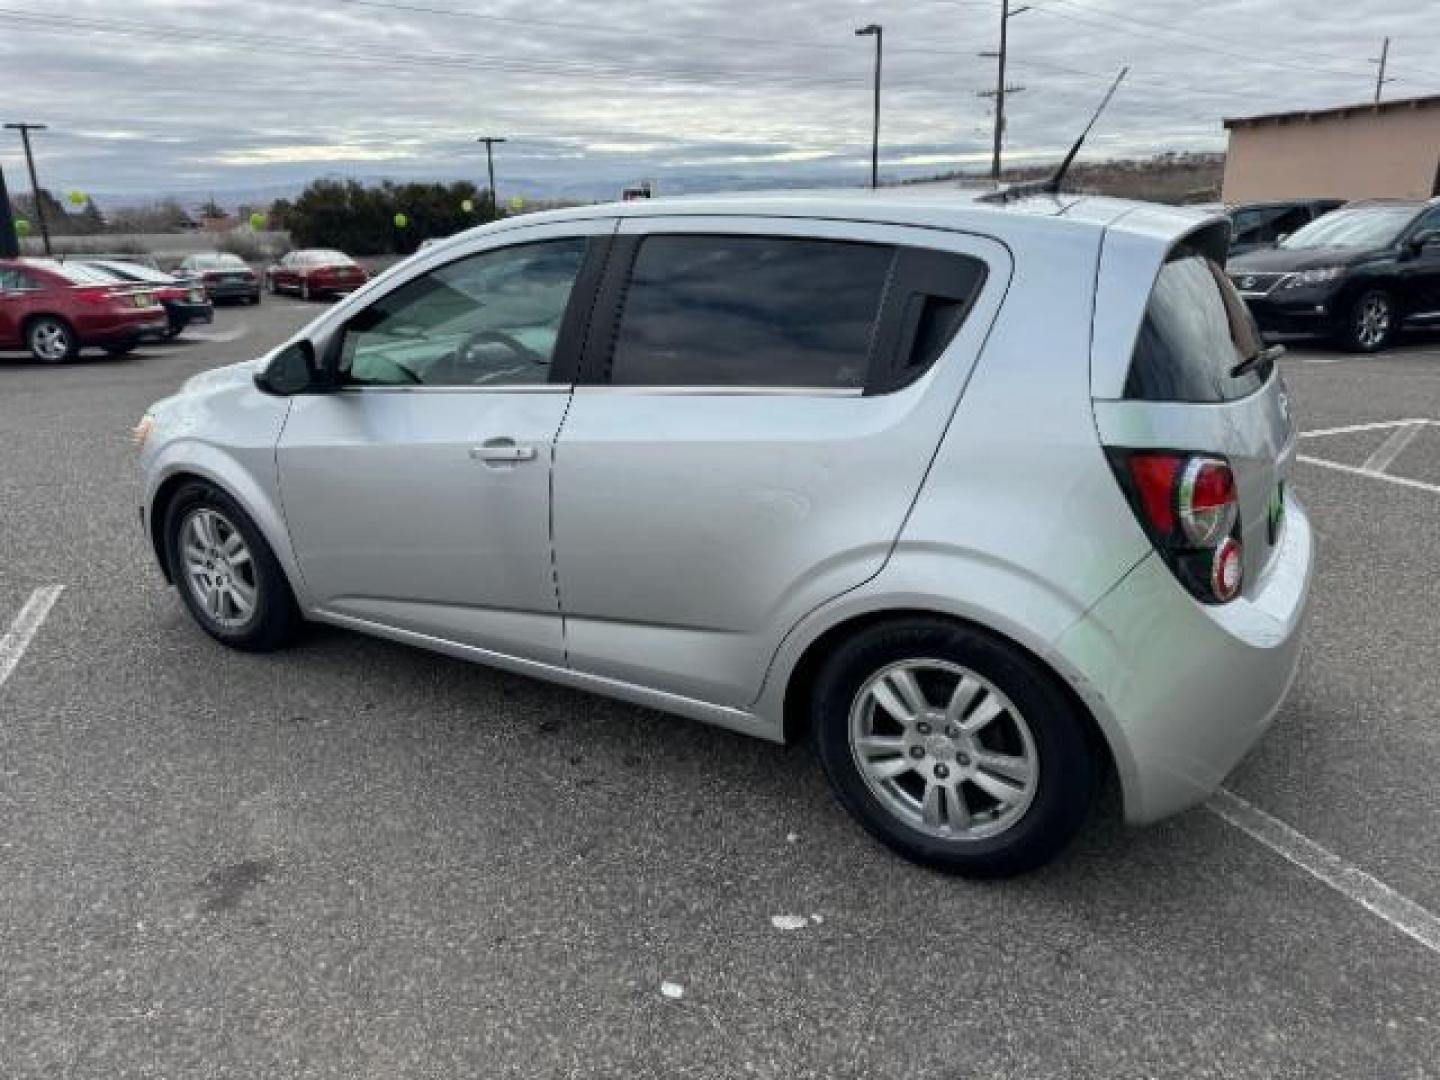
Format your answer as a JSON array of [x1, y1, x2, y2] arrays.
[[1124, 247, 1266, 403], [608, 235, 894, 388]]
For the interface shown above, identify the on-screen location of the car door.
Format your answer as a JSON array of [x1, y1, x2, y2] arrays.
[[551, 217, 1005, 707], [0, 267, 41, 348], [1398, 207, 1440, 318], [276, 219, 613, 664]]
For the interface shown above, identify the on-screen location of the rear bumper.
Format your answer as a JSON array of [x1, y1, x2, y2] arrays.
[[78, 310, 170, 346], [1051, 491, 1315, 824], [163, 300, 214, 328], [204, 281, 259, 300]]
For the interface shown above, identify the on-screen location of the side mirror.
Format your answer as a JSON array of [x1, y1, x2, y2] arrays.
[[254, 340, 321, 396]]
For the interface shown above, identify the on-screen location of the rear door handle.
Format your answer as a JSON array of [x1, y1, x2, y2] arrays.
[[470, 438, 537, 464]]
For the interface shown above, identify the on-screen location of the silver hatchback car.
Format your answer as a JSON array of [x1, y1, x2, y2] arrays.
[[137, 190, 1314, 876]]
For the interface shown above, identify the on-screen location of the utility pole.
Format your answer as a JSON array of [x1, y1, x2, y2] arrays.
[[475, 136, 507, 218], [855, 24, 882, 189], [1370, 37, 1394, 103], [978, 1, 1028, 186], [4, 122, 51, 255]]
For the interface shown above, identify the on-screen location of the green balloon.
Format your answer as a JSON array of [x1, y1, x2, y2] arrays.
[[393, 212, 409, 229], [14, 218, 31, 237], [461, 199, 475, 214], [249, 212, 267, 231], [68, 190, 87, 206]]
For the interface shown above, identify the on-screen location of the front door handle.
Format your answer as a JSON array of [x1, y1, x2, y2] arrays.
[[470, 438, 537, 464]]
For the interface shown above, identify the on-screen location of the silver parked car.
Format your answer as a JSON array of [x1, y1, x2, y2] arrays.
[[135, 190, 1314, 875]]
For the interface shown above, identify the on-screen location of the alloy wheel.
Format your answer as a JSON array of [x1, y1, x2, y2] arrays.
[[31, 322, 70, 362], [1356, 294, 1391, 348], [180, 508, 258, 629], [848, 658, 1039, 841]]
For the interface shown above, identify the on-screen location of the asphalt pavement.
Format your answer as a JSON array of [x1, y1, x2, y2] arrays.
[[2, 298, 1438, 1079]]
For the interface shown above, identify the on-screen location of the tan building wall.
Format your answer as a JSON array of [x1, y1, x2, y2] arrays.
[[1222, 97, 1440, 203]]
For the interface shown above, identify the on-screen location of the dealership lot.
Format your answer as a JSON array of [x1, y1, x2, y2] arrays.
[[2, 300, 1438, 1077]]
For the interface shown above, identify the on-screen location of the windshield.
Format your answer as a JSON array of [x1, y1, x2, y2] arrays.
[[1280, 207, 1414, 250]]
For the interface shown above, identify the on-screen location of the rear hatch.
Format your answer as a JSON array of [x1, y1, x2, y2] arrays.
[[1092, 223, 1296, 602]]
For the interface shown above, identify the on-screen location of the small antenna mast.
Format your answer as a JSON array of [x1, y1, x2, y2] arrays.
[[1047, 66, 1129, 192]]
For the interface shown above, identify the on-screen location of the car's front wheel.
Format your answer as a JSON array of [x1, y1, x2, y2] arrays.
[[27, 316, 79, 363], [163, 482, 299, 652], [1343, 288, 1395, 352], [812, 618, 1096, 877]]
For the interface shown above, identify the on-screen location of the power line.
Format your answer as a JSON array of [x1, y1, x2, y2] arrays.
[[1029, 0, 1440, 82]]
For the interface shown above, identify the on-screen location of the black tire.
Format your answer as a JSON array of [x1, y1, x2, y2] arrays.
[[162, 481, 300, 652], [163, 323, 183, 341], [811, 617, 1095, 877], [26, 315, 79, 363], [1342, 288, 1395, 353], [103, 343, 137, 357], [251, 290, 262, 305]]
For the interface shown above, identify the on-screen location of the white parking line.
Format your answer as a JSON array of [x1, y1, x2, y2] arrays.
[[1361, 421, 1427, 474], [1208, 789, 1440, 957], [1299, 418, 1433, 439], [0, 585, 64, 691], [1296, 454, 1440, 496], [182, 325, 249, 344]]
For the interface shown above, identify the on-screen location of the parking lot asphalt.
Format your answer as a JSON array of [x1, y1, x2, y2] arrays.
[[2, 301, 1438, 1079]]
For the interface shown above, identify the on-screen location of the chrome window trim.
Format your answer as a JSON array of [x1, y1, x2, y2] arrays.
[[336, 383, 567, 395], [574, 385, 864, 397]]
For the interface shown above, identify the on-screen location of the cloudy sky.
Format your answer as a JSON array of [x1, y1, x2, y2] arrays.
[[1, 0, 1437, 204]]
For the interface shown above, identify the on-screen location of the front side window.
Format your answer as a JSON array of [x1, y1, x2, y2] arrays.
[[1125, 247, 1267, 403], [339, 238, 588, 388], [607, 235, 895, 388]]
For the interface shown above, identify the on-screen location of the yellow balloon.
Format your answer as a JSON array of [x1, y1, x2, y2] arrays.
[[461, 199, 475, 213], [15, 218, 31, 237], [393, 212, 409, 229], [68, 190, 87, 206], [508, 195, 525, 211]]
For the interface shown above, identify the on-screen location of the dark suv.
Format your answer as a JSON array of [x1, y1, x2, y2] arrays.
[[1228, 198, 1440, 352]]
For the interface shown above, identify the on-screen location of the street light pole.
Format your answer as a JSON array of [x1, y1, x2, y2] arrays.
[[0, 163, 18, 258], [5, 122, 51, 255], [475, 136, 507, 217], [855, 24, 883, 190]]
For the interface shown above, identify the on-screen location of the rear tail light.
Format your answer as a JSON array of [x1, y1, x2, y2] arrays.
[[1108, 449, 1243, 604]]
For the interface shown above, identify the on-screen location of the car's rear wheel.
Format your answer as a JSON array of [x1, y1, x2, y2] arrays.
[[1344, 288, 1395, 352], [27, 316, 78, 363], [163, 481, 299, 652], [811, 618, 1095, 877]]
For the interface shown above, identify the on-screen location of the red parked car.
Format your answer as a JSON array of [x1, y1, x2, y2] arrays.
[[0, 259, 168, 363], [264, 249, 369, 300]]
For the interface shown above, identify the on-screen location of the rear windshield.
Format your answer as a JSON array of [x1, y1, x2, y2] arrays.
[[1124, 246, 1267, 403], [192, 254, 248, 269], [48, 263, 124, 286], [91, 261, 171, 284]]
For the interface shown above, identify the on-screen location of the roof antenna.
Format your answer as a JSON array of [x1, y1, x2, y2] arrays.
[[981, 66, 1129, 202]]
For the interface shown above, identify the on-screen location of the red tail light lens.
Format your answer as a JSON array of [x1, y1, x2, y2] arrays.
[[1178, 457, 1239, 546], [1109, 449, 1243, 605]]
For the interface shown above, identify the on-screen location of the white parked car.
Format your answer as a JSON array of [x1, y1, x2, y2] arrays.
[[135, 190, 1314, 875]]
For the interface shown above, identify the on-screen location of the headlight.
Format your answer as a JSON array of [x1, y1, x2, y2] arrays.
[[132, 414, 157, 450], [1282, 266, 1344, 289]]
